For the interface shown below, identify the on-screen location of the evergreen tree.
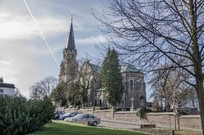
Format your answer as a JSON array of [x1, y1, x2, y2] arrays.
[[101, 48, 123, 106]]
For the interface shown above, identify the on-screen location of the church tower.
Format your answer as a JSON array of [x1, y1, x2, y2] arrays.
[[59, 17, 78, 84]]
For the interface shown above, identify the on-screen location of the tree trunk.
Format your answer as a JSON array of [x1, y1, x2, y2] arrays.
[[189, 0, 204, 134], [196, 79, 204, 135]]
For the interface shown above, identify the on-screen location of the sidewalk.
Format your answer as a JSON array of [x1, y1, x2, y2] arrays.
[[102, 119, 148, 126], [101, 118, 202, 131]]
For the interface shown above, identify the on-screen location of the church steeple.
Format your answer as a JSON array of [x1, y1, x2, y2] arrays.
[[59, 16, 78, 84], [66, 16, 75, 50]]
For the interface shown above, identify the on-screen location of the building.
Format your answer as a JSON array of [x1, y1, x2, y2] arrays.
[[59, 19, 146, 109], [59, 18, 78, 84], [80, 61, 101, 107], [120, 64, 146, 109], [0, 77, 15, 96]]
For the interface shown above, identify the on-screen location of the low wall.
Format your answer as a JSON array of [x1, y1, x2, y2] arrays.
[[179, 115, 201, 129], [114, 111, 141, 122], [61, 108, 201, 130], [146, 113, 176, 128], [94, 110, 113, 120]]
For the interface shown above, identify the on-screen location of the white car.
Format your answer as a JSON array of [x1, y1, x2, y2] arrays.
[[58, 112, 81, 120], [64, 114, 101, 126]]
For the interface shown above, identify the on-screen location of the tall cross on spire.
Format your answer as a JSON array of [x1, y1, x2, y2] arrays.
[[71, 14, 73, 23]]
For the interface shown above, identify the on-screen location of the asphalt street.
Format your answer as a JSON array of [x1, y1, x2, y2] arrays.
[[98, 120, 140, 129]]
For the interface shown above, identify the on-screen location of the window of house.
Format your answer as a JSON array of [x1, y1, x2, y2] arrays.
[[129, 79, 134, 91], [0, 89, 3, 93]]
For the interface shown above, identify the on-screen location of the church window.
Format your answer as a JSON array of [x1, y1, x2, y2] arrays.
[[140, 96, 144, 108], [122, 100, 124, 105], [95, 100, 97, 106], [129, 79, 134, 91], [99, 99, 102, 106]]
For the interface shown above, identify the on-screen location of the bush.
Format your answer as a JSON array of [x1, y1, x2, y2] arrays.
[[94, 106, 110, 110], [0, 95, 54, 135], [136, 108, 145, 118], [144, 108, 152, 113]]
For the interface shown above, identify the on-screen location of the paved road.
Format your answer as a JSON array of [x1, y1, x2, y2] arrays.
[[98, 119, 140, 129]]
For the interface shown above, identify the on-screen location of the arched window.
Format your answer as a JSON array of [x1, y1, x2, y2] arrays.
[[140, 96, 145, 108], [122, 100, 124, 105], [129, 79, 134, 91]]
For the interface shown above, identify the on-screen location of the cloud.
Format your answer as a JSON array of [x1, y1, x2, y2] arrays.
[[0, 12, 68, 40], [76, 35, 107, 45], [0, 40, 61, 98], [0, 61, 10, 66], [0, 0, 107, 99]]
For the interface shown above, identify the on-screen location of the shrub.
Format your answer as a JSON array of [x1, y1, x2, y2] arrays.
[[94, 106, 110, 110], [144, 108, 152, 113], [136, 108, 145, 118], [0, 95, 54, 135]]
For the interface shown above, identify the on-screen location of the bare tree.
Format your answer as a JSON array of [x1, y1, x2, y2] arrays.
[[150, 63, 195, 112], [97, 0, 204, 132], [30, 76, 57, 99], [14, 88, 24, 98]]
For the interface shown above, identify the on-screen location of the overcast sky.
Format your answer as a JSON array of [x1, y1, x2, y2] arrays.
[[0, 0, 108, 98]]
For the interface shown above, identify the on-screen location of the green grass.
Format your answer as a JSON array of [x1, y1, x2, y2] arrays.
[[28, 120, 148, 135]]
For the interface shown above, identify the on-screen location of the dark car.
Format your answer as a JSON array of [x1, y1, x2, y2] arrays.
[[58, 112, 81, 120], [54, 110, 65, 119]]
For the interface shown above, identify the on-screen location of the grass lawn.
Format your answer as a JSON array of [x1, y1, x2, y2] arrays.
[[28, 120, 148, 135]]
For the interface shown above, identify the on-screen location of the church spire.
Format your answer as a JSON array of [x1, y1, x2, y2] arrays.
[[66, 15, 75, 50]]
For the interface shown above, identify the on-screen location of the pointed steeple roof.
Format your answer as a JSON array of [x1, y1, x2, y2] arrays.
[[66, 16, 75, 50]]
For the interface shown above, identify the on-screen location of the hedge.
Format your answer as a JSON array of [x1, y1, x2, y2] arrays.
[[0, 95, 54, 135]]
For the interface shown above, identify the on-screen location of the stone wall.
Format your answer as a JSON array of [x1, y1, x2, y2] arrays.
[[146, 113, 176, 128], [114, 111, 141, 122], [62, 108, 201, 130], [179, 115, 201, 129], [94, 110, 113, 120]]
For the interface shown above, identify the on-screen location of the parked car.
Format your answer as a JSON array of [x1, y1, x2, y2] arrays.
[[58, 112, 81, 120], [54, 110, 65, 119], [64, 114, 101, 126]]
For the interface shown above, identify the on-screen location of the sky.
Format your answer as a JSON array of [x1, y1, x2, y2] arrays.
[[0, 0, 108, 98]]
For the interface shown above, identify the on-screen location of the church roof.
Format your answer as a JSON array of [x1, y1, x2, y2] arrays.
[[120, 64, 142, 73], [89, 63, 101, 73], [66, 19, 75, 50]]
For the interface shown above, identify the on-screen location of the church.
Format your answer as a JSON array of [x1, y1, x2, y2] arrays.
[[59, 19, 146, 110]]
